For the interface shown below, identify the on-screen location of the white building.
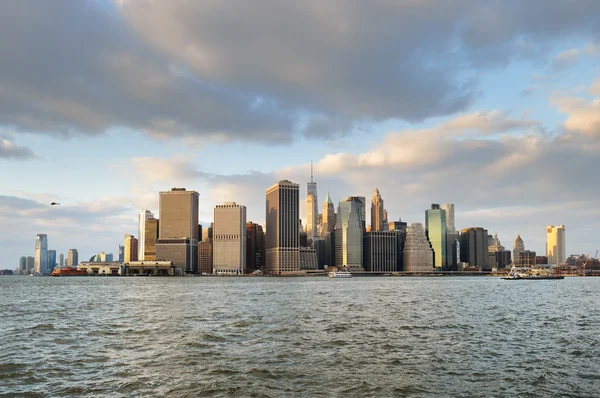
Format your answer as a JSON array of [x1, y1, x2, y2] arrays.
[[546, 225, 566, 265], [213, 202, 247, 275], [138, 209, 154, 260], [34, 234, 48, 275], [403, 223, 434, 272]]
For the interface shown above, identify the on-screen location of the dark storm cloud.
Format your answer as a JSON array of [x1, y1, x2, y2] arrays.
[[1, 0, 600, 142]]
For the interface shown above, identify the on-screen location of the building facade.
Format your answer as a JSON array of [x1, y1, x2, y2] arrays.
[[306, 163, 319, 244], [320, 192, 336, 236], [519, 250, 536, 267], [425, 204, 447, 270], [67, 249, 78, 267], [138, 209, 154, 261], [265, 180, 301, 274], [299, 247, 319, 270], [371, 188, 385, 232], [441, 204, 455, 233], [246, 222, 265, 274], [156, 188, 199, 273], [144, 218, 159, 261], [335, 197, 365, 271], [403, 223, 434, 272], [213, 202, 247, 275], [198, 241, 213, 274], [34, 234, 48, 275], [58, 253, 64, 268], [124, 234, 139, 262], [363, 231, 398, 272], [460, 227, 489, 270], [513, 234, 525, 265], [546, 225, 566, 265], [47, 250, 57, 272]]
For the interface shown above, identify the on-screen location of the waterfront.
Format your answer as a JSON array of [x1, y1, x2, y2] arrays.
[[1, 277, 599, 397]]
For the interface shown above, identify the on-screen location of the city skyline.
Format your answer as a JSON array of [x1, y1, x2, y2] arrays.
[[2, 1, 600, 267]]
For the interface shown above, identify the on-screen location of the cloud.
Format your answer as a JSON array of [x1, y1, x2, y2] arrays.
[[553, 97, 600, 137], [0, 137, 36, 159], [589, 78, 600, 96]]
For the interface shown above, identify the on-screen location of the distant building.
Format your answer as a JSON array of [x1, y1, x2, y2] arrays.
[[144, 218, 159, 261], [320, 192, 336, 236], [118, 245, 124, 262], [535, 255, 549, 265], [67, 249, 79, 267], [26, 256, 34, 273], [335, 196, 365, 271], [306, 162, 319, 243], [58, 253, 64, 268], [403, 223, 434, 272], [546, 225, 566, 265], [312, 237, 328, 269], [213, 202, 246, 275], [388, 221, 408, 271], [371, 188, 385, 232], [445, 232, 459, 271], [425, 204, 446, 270], [519, 250, 536, 267], [488, 233, 507, 269], [198, 241, 213, 274], [441, 204, 455, 233], [124, 234, 138, 262], [363, 231, 398, 272], [265, 180, 300, 275], [47, 250, 57, 272], [513, 234, 525, 265], [19, 256, 26, 275], [156, 188, 199, 273], [495, 250, 512, 269], [246, 222, 265, 274], [138, 209, 154, 262], [460, 227, 489, 270], [299, 247, 318, 270], [34, 234, 48, 274]]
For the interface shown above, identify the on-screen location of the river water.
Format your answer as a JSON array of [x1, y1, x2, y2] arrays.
[[1, 276, 599, 397]]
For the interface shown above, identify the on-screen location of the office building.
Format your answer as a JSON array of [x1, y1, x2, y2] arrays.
[[58, 253, 64, 268], [47, 250, 57, 272], [513, 234, 525, 265], [306, 162, 319, 243], [198, 241, 213, 274], [546, 225, 566, 265], [535, 255, 549, 265], [144, 218, 159, 261], [19, 256, 26, 274], [124, 234, 138, 262], [488, 233, 505, 252], [265, 180, 300, 274], [138, 209, 154, 261], [34, 234, 48, 275], [371, 188, 385, 232], [118, 245, 124, 262], [441, 204, 455, 233], [299, 247, 318, 270], [320, 192, 336, 236], [156, 188, 199, 273], [403, 223, 434, 272], [67, 249, 79, 267], [445, 232, 459, 271], [519, 250, 536, 267], [388, 220, 408, 271], [213, 202, 246, 275], [335, 196, 365, 271], [246, 222, 265, 274], [363, 231, 398, 272], [26, 256, 34, 273], [460, 227, 489, 270], [425, 204, 447, 270]]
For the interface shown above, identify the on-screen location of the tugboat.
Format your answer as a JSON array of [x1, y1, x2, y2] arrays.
[[502, 266, 564, 280]]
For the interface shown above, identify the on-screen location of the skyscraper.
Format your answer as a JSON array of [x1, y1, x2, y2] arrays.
[[144, 218, 159, 261], [26, 256, 34, 273], [460, 228, 489, 270], [67, 249, 78, 267], [363, 231, 398, 272], [124, 234, 138, 262], [47, 250, 57, 272], [58, 253, 64, 268], [320, 192, 335, 236], [513, 234, 525, 265], [306, 161, 318, 244], [246, 222, 265, 274], [546, 225, 566, 265], [213, 202, 247, 275], [441, 204, 455, 233], [19, 256, 26, 274], [138, 209, 154, 261], [425, 204, 447, 270], [403, 223, 434, 272], [335, 196, 365, 271], [118, 245, 124, 262], [156, 188, 199, 273], [371, 188, 384, 231], [265, 180, 300, 275], [34, 234, 48, 275]]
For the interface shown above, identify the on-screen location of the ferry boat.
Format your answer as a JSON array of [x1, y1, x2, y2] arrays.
[[502, 266, 564, 280], [328, 271, 352, 278], [52, 267, 87, 276]]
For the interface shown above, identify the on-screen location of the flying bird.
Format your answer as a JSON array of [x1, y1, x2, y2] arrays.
[[50, 202, 60, 206]]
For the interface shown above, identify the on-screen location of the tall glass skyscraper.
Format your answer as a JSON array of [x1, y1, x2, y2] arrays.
[[47, 250, 57, 272], [335, 197, 365, 271], [425, 204, 446, 270], [34, 234, 48, 275]]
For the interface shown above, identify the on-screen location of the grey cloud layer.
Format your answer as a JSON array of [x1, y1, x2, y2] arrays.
[[1, 0, 600, 142]]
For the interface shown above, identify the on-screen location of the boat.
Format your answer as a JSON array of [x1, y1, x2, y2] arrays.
[[52, 267, 87, 276], [328, 271, 352, 278], [502, 266, 564, 280]]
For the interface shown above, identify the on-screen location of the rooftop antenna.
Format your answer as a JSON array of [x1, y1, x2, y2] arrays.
[[310, 160, 314, 183]]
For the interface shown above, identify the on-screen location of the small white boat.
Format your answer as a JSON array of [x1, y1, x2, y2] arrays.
[[328, 271, 352, 278]]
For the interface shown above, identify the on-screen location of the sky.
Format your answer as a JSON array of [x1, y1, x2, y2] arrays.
[[1, 0, 600, 267]]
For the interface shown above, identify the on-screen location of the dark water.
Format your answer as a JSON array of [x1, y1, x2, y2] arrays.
[[1, 276, 599, 397]]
